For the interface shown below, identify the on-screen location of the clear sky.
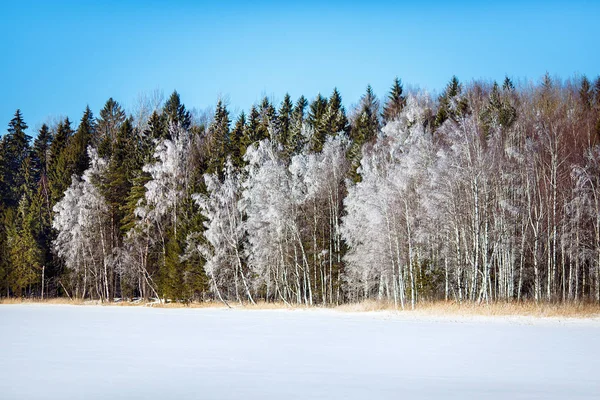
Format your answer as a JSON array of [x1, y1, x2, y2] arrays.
[[1, 0, 598, 133]]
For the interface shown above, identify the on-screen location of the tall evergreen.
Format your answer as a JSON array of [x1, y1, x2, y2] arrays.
[[382, 77, 406, 123], [258, 97, 276, 141], [0, 110, 31, 206], [277, 94, 294, 148], [350, 85, 380, 145], [324, 88, 349, 135], [96, 98, 126, 157], [48, 118, 74, 203], [434, 76, 468, 128], [307, 94, 328, 152], [285, 95, 308, 158], [206, 99, 231, 175], [164, 91, 191, 131], [579, 76, 592, 110], [32, 124, 52, 181], [229, 112, 247, 167], [70, 106, 96, 176]]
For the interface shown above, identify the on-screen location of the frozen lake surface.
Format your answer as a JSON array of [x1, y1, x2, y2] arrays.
[[0, 305, 598, 399]]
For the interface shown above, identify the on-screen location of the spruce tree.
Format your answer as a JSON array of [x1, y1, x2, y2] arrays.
[[434, 76, 468, 128], [48, 118, 75, 203], [96, 98, 126, 157], [277, 94, 294, 148], [285, 95, 308, 158], [70, 106, 96, 176], [229, 112, 246, 167], [579, 76, 592, 110], [258, 97, 276, 141], [307, 94, 328, 152], [382, 77, 406, 123], [164, 91, 191, 131], [0, 110, 31, 206], [32, 124, 52, 181], [206, 99, 230, 176]]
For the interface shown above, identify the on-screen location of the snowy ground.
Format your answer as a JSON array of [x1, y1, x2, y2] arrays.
[[1, 305, 598, 399]]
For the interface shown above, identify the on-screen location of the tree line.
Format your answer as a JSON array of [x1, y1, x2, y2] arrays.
[[1, 74, 600, 307]]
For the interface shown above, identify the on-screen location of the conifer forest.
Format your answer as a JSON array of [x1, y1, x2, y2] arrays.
[[2, 74, 600, 308]]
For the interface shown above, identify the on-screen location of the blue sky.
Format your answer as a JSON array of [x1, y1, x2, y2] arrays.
[[1, 0, 598, 133]]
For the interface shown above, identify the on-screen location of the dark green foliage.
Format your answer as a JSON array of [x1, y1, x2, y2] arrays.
[[96, 98, 126, 157], [258, 97, 275, 141], [579, 76, 592, 110], [32, 124, 52, 180], [70, 106, 96, 177], [434, 76, 469, 128], [285, 95, 308, 158], [47, 118, 75, 204], [206, 100, 230, 176], [382, 77, 406, 123], [480, 82, 517, 135], [276, 94, 294, 148], [229, 112, 246, 167], [164, 91, 191, 131], [0, 110, 31, 206]]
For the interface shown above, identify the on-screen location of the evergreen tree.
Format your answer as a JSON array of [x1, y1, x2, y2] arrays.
[[48, 118, 75, 203], [32, 124, 52, 181], [277, 94, 294, 148], [6, 192, 42, 296], [285, 95, 308, 158], [229, 112, 246, 167], [164, 91, 191, 131], [258, 97, 276, 141], [350, 85, 380, 145], [502, 76, 515, 92], [96, 98, 126, 157], [0, 110, 31, 206], [206, 99, 231, 175], [382, 77, 406, 123], [245, 105, 262, 144], [105, 118, 139, 236], [70, 106, 96, 177], [579, 76, 592, 110], [434, 76, 468, 128]]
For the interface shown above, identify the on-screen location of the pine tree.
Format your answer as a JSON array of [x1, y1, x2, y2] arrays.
[[105, 118, 139, 236], [285, 95, 308, 158], [350, 85, 380, 145], [32, 124, 52, 181], [502, 76, 515, 92], [48, 118, 75, 203], [229, 112, 246, 167], [324, 88, 349, 135], [434, 76, 468, 128], [0, 110, 31, 206], [382, 77, 406, 123], [6, 192, 42, 296], [307, 94, 329, 152], [96, 98, 126, 157], [258, 97, 276, 141], [579, 76, 592, 110], [245, 105, 262, 144], [277, 94, 294, 148], [70, 106, 96, 177], [206, 99, 231, 176], [164, 91, 191, 131]]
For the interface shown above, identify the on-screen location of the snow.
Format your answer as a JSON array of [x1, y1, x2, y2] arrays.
[[0, 305, 598, 399]]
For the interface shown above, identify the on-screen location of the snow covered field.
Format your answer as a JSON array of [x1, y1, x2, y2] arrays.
[[0, 305, 598, 399]]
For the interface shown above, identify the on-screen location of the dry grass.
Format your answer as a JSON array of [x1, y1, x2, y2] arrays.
[[2, 297, 599, 318], [0, 297, 85, 305], [336, 299, 600, 318]]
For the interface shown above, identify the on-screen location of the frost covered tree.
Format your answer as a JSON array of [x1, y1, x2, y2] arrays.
[[342, 94, 434, 308], [53, 148, 113, 300], [188, 160, 253, 305]]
